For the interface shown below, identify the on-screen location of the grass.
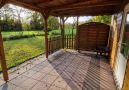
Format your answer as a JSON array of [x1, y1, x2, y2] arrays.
[[50, 29, 76, 35], [2, 31, 44, 38], [0, 29, 77, 71], [2, 29, 76, 38], [2, 36, 45, 71]]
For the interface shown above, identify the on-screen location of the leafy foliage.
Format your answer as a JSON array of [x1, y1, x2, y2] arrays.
[[48, 16, 59, 30], [0, 4, 59, 31], [88, 15, 111, 25], [29, 12, 43, 30]]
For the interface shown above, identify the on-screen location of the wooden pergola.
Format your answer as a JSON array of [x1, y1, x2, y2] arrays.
[[0, 0, 128, 82]]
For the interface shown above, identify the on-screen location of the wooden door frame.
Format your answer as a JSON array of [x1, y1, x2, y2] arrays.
[[117, 3, 129, 89]]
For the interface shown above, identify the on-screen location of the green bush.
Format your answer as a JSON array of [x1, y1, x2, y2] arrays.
[[3, 34, 44, 41]]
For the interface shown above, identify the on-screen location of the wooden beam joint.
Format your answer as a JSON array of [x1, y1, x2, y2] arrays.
[[0, 0, 7, 8]]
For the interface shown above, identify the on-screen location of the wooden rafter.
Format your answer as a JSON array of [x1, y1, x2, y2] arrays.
[[51, 5, 118, 14], [5, 0, 124, 16], [51, 0, 120, 11], [120, 0, 129, 10], [0, 0, 7, 8], [29, 0, 52, 5], [51, 5, 117, 16], [8, 0, 42, 12]]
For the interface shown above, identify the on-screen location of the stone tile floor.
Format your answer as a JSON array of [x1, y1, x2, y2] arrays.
[[0, 50, 116, 90]]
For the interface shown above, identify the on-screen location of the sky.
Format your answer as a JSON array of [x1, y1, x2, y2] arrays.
[[9, 4, 92, 23], [65, 16, 92, 23]]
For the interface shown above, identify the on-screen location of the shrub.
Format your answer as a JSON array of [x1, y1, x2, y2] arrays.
[[3, 34, 45, 41]]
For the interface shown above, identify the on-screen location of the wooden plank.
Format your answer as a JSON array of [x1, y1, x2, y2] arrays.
[[9, 0, 42, 12], [42, 12, 49, 58], [51, 0, 120, 11], [60, 17, 68, 49], [48, 37, 51, 55], [76, 16, 79, 50], [0, 32, 9, 82], [67, 35, 68, 48], [122, 57, 129, 90], [78, 22, 110, 51]]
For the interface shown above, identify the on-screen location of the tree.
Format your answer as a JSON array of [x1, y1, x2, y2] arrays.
[[28, 12, 59, 31], [11, 5, 28, 31], [0, 4, 28, 31], [48, 16, 59, 30], [22, 22, 30, 30], [0, 4, 15, 31], [88, 15, 111, 25], [0, 4, 60, 31], [29, 11, 43, 30]]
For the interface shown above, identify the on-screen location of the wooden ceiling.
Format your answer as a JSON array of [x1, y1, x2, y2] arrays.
[[1, 0, 127, 16]]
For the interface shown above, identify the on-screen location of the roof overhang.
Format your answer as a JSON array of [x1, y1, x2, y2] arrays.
[[1, 0, 128, 16]]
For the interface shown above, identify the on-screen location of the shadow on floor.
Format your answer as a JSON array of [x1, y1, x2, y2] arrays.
[[0, 50, 116, 90], [47, 51, 116, 90]]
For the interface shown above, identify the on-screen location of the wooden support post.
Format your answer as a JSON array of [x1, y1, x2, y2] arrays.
[[0, 0, 6, 8], [0, 32, 9, 82], [42, 11, 49, 58], [0, 0, 9, 82], [60, 16, 65, 48], [60, 16, 68, 49], [76, 16, 79, 51]]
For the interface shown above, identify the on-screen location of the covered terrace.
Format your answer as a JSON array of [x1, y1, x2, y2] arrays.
[[0, 0, 128, 90]]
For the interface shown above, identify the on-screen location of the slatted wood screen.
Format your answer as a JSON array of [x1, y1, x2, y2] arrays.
[[64, 35, 75, 49], [77, 22, 110, 51], [48, 36, 62, 55]]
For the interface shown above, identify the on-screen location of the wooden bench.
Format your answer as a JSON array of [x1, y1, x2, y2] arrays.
[[96, 46, 110, 58]]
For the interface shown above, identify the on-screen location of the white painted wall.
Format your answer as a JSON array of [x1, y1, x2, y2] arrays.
[[115, 53, 127, 89], [114, 3, 129, 90]]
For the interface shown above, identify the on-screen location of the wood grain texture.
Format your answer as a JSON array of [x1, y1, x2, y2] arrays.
[[6, 0, 126, 16], [77, 22, 110, 51], [122, 61, 129, 90], [110, 14, 123, 70], [0, 32, 8, 81]]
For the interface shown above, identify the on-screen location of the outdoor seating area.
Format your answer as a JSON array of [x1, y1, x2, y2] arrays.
[[0, 50, 116, 90], [1, 0, 129, 90]]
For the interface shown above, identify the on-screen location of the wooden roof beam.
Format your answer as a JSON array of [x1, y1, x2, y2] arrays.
[[120, 0, 129, 10], [55, 10, 115, 15], [51, 6, 116, 16], [8, 0, 43, 12], [31, 0, 54, 5], [52, 3, 119, 12], [50, 0, 120, 11], [37, 0, 80, 6], [0, 0, 8, 8], [52, 12, 114, 16]]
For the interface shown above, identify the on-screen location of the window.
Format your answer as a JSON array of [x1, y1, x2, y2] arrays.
[[121, 13, 129, 58]]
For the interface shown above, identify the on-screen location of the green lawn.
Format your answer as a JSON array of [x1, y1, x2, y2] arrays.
[[2, 29, 76, 38], [2, 36, 45, 71], [0, 29, 77, 71], [2, 31, 44, 38], [50, 29, 76, 35]]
